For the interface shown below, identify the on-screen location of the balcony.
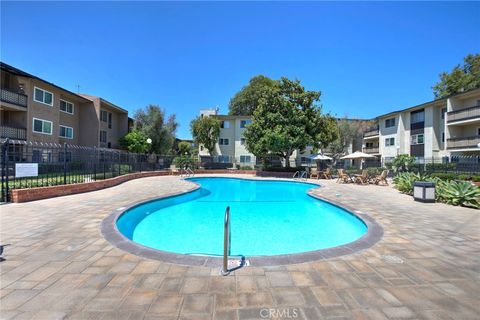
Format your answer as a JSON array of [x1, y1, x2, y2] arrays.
[[363, 147, 379, 154], [447, 106, 480, 124], [447, 136, 480, 150], [1, 88, 28, 108], [1, 125, 27, 140], [363, 128, 379, 138]]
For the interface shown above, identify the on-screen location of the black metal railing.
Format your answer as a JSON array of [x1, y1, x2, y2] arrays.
[[447, 106, 480, 123], [0, 126, 27, 140], [447, 136, 480, 149], [0, 88, 28, 108]]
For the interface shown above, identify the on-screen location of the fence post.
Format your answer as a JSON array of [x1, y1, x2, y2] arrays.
[[93, 146, 97, 181], [63, 143, 67, 185], [118, 152, 121, 176], [1, 139, 8, 202]]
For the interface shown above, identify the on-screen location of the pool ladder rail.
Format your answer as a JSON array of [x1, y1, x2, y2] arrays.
[[293, 170, 308, 181], [221, 206, 247, 276], [180, 168, 195, 178]]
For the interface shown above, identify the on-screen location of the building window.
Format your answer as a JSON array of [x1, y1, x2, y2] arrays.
[[60, 99, 74, 114], [59, 125, 73, 139], [34, 87, 53, 106], [221, 121, 230, 129], [218, 155, 230, 163], [240, 155, 251, 163], [33, 149, 52, 163], [240, 120, 252, 128], [100, 110, 108, 122], [240, 138, 246, 145], [108, 112, 112, 129], [411, 134, 424, 145], [477, 128, 480, 136], [219, 138, 229, 145], [441, 108, 447, 119], [385, 118, 395, 128], [411, 110, 425, 124], [32, 118, 52, 135], [442, 132, 445, 142], [100, 130, 107, 143], [385, 137, 395, 147]]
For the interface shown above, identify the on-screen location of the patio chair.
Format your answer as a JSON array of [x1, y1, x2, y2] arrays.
[[354, 170, 369, 185], [310, 168, 320, 179], [169, 164, 179, 175], [320, 167, 332, 179], [336, 169, 351, 183], [373, 169, 389, 185]]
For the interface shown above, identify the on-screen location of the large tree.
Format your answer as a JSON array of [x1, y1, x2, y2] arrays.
[[433, 53, 480, 98], [133, 105, 178, 154], [190, 116, 221, 155], [228, 75, 277, 116], [244, 77, 338, 167], [326, 118, 374, 159], [119, 130, 149, 153]]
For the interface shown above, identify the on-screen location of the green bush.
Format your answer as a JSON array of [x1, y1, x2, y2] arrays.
[[429, 172, 457, 181], [393, 172, 430, 195], [436, 180, 480, 209], [262, 166, 304, 172], [425, 163, 456, 171], [239, 165, 253, 170]]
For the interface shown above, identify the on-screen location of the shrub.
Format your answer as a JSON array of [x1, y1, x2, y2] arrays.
[[392, 154, 416, 172], [393, 172, 429, 195], [436, 180, 480, 209], [239, 165, 253, 170], [429, 172, 457, 181], [262, 166, 304, 172]]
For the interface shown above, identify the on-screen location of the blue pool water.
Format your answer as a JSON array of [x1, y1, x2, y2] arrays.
[[117, 177, 367, 256]]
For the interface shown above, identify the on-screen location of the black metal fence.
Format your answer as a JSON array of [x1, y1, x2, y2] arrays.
[[0, 139, 194, 202]]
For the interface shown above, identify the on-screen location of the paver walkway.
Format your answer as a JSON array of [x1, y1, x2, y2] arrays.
[[0, 175, 479, 320]]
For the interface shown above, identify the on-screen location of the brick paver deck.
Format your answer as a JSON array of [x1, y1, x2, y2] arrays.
[[1, 175, 479, 319]]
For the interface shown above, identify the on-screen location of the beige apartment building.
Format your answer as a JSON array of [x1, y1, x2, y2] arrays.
[[363, 88, 480, 163], [0, 62, 128, 149]]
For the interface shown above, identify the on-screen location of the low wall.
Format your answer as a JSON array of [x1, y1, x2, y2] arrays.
[[255, 171, 295, 178], [10, 169, 256, 203]]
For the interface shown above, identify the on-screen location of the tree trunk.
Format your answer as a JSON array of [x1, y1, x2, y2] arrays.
[[284, 150, 292, 168]]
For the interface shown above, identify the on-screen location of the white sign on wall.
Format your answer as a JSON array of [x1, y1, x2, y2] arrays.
[[15, 163, 39, 178]]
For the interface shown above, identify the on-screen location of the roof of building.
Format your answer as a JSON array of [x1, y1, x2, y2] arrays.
[[79, 94, 128, 114], [0, 61, 92, 103], [375, 87, 480, 119]]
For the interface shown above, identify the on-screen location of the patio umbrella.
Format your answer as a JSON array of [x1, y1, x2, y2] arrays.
[[340, 151, 376, 169], [310, 153, 332, 170]]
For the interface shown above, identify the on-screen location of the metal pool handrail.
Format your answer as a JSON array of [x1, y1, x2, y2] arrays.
[[221, 206, 231, 276], [293, 171, 300, 179]]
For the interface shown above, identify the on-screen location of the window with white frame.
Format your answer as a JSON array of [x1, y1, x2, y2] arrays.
[[34, 87, 53, 106], [60, 99, 74, 114], [240, 120, 252, 128], [59, 125, 73, 139], [240, 138, 246, 145], [33, 118, 52, 135], [100, 130, 107, 143], [100, 110, 108, 122], [385, 117, 395, 128], [410, 110, 425, 124], [219, 138, 229, 145], [240, 155, 251, 163], [411, 134, 424, 145], [221, 121, 230, 129], [385, 137, 395, 146]]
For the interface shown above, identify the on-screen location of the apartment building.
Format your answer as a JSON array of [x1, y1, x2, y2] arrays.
[[0, 62, 128, 148], [362, 88, 480, 162]]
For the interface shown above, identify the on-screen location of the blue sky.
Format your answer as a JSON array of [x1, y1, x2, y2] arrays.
[[1, 2, 479, 139]]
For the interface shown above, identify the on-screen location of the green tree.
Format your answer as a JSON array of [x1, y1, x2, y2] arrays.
[[326, 118, 374, 159], [190, 116, 221, 155], [119, 130, 149, 153], [177, 141, 193, 155], [433, 53, 480, 98], [244, 77, 338, 167], [133, 105, 178, 154], [228, 75, 277, 116]]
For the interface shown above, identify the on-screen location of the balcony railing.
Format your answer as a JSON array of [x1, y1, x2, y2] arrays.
[[363, 147, 379, 154], [447, 136, 480, 150], [447, 106, 480, 123], [1, 126, 27, 140], [1, 88, 28, 108], [363, 128, 379, 138]]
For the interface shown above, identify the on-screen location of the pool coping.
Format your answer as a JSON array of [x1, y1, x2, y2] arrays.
[[101, 175, 384, 267]]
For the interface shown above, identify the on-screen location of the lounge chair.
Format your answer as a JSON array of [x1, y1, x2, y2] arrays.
[[320, 167, 332, 179], [310, 168, 320, 179], [169, 164, 179, 175], [373, 169, 389, 185], [354, 169, 369, 184], [336, 169, 351, 183]]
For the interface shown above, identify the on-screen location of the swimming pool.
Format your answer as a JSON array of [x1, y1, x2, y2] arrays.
[[115, 177, 368, 257]]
